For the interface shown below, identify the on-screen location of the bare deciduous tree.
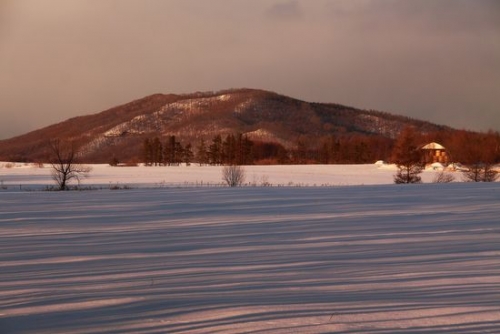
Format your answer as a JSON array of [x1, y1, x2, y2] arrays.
[[455, 130, 499, 182], [49, 139, 91, 190], [462, 163, 499, 182], [432, 170, 455, 183], [222, 165, 245, 187]]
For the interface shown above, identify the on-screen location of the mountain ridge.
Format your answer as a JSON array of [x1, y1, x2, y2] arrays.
[[0, 88, 452, 163]]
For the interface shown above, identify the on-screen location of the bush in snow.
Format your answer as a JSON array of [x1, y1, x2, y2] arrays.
[[222, 165, 245, 187], [432, 171, 455, 183]]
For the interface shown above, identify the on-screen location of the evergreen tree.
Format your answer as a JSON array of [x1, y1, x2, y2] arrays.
[[143, 138, 153, 166], [196, 139, 208, 166], [294, 137, 308, 164], [163, 136, 176, 166], [392, 127, 424, 184], [209, 135, 222, 165], [353, 140, 370, 163], [276, 145, 290, 164], [319, 140, 330, 164], [183, 143, 194, 166], [174, 141, 184, 165], [152, 137, 163, 166], [239, 134, 253, 165], [222, 134, 235, 165]]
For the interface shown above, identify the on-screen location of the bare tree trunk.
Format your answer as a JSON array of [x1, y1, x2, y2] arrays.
[[49, 139, 91, 190]]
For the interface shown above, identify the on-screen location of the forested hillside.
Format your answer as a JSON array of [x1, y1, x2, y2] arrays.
[[0, 88, 498, 165]]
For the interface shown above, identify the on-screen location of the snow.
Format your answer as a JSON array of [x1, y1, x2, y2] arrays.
[[431, 162, 445, 170], [1, 164, 500, 333], [218, 94, 231, 101], [422, 142, 446, 150], [0, 163, 450, 190]]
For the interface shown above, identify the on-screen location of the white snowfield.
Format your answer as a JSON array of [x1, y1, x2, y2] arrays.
[[1, 164, 500, 333], [0, 162, 446, 190]]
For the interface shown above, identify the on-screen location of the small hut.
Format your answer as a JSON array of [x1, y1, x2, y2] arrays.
[[420, 142, 449, 165]]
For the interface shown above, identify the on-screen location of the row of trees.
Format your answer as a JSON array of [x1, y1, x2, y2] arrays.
[[299, 135, 393, 164], [197, 133, 254, 166], [143, 136, 194, 166], [141, 129, 499, 185], [143, 134, 254, 166], [142, 133, 395, 166]]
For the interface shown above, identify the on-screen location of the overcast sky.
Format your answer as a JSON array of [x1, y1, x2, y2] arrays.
[[1, 0, 499, 139]]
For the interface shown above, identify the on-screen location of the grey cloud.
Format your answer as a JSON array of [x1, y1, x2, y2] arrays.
[[326, 0, 500, 33], [314, 0, 500, 129], [266, 0, 304, 20]]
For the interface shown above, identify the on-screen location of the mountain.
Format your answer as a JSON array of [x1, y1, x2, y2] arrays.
[[0, 88, 451, 163]]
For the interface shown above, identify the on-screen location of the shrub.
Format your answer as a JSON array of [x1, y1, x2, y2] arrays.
[[432, 171, 455, 183], [222, 165, 245, 187]]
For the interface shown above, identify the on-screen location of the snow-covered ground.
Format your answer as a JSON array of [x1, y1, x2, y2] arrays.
[[1, 164, 500, 333], [0, 162, 448, 190]]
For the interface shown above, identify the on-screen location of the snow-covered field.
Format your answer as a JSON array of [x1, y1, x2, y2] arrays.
[[1, 164, 500, 333], [0, 162, 445, 190]]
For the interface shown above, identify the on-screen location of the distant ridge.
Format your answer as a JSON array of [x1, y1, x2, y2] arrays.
[[0, 88, 451, 162]]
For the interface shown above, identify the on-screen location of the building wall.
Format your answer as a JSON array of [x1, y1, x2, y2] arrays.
[[422, 149, 449, 164]]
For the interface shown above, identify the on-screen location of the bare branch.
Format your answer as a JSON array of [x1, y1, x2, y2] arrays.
[[48, 139, 91, 190]]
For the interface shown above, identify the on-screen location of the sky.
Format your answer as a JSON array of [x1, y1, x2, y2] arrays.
[[1, 0, 499, 140]]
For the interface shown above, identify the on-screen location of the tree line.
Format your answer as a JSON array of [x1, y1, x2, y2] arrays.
[[141, 133, 397, 166], [143, 136, 194, 166], [142, 134, 253, 166], [141, 129, 500, 170]]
